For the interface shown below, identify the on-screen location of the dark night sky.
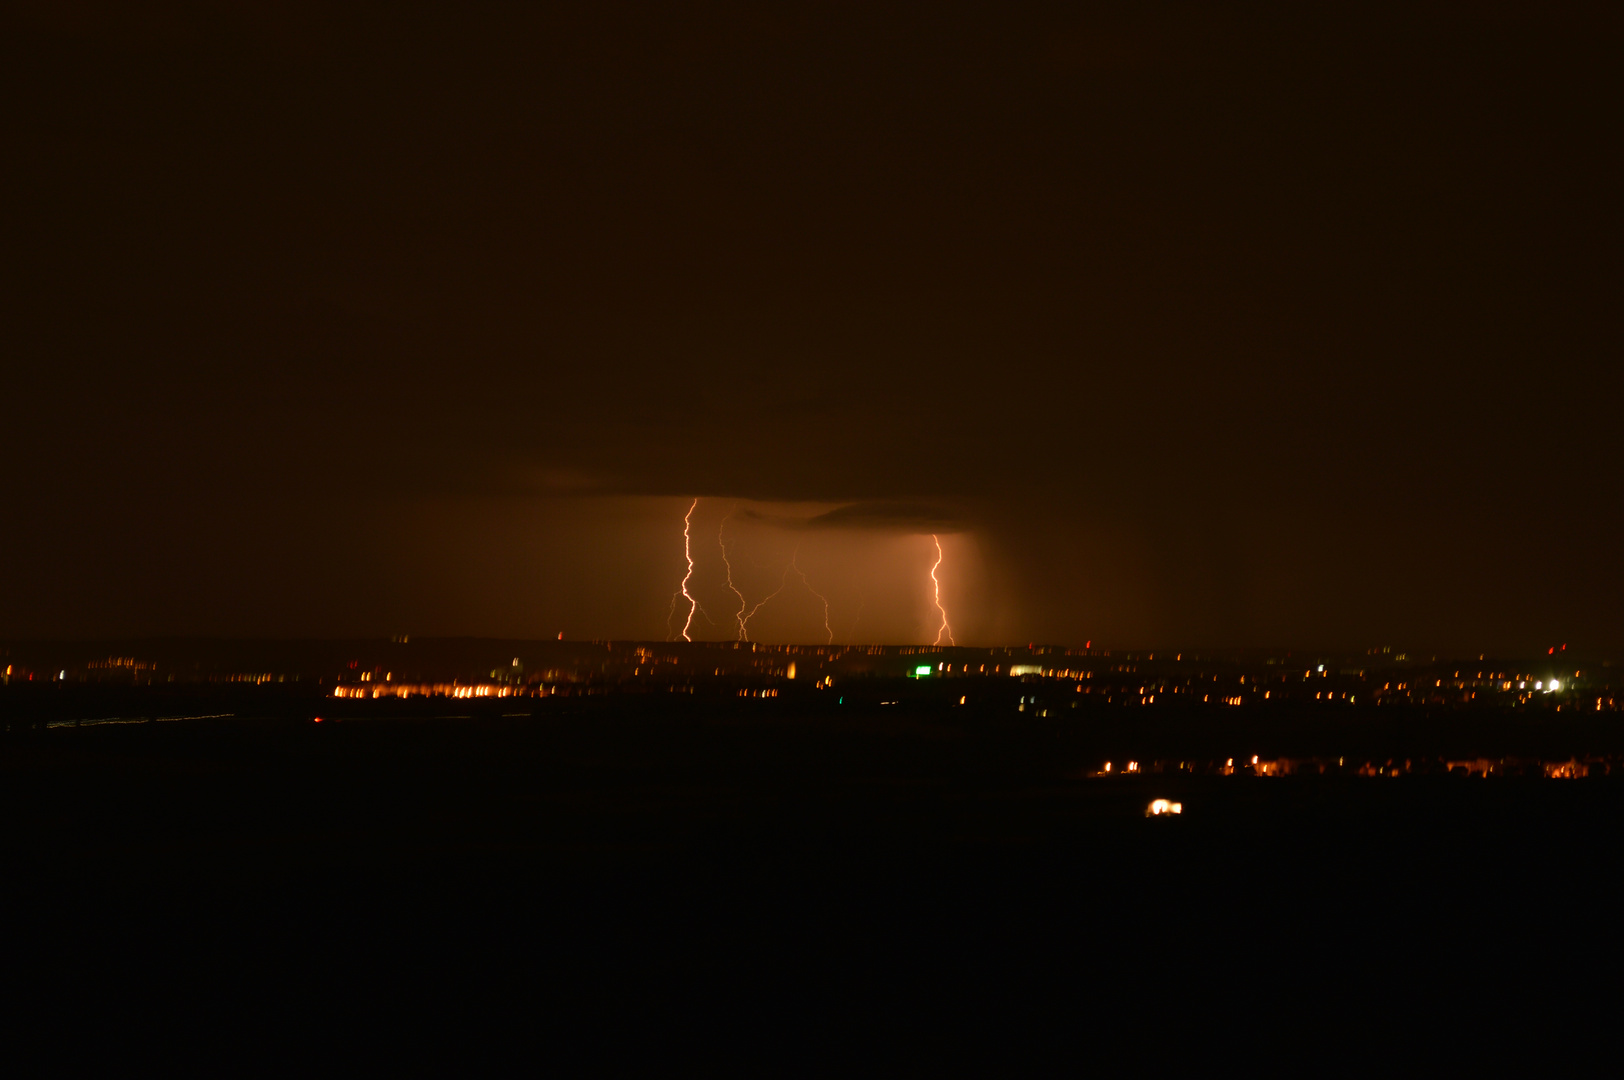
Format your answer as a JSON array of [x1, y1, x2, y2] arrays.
[[2, 2, 1619, 650]]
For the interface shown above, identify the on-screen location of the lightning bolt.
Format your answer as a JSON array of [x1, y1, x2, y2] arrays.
[[674, 497, 706, 643], [717, 506, 794, 643], [931, 534, 954, 647], [790, 550, 833, 645], [739, 562, 792, 641], [719, 507, 748, 641]]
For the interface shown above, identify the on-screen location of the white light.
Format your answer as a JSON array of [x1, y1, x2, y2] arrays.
[[1146, 799, 1183, 817], [1317, 664, 1324, 672], [1535, 681, 1543, 690], [1548, 679, 1560, 691]]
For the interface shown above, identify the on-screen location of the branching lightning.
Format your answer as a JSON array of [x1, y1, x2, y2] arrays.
[[931, 534, 954, 647], [718, 505, 797, 642], [718, 507, 749, 641], [665, 501, 952, 648], [790, 550, 834, 645], [739, 562, 792, 641]]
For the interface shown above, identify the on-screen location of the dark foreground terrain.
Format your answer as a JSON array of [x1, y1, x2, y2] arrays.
[[5, 692, 1623, 1072]]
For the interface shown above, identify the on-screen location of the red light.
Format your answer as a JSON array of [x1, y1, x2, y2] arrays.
[[1549, 647, 1555, 655], [313, 717, 323, 723]]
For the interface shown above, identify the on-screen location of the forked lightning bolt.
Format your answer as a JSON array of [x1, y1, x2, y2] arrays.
[[790, 551, 834, 645], [739, 562, 792, 641], [931, 534, 954, 647], [719, 506, 795, 642], [718, 507, 749, 641]]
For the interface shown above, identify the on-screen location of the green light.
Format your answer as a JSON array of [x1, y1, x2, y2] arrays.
[[915, 665, 932, 676]]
